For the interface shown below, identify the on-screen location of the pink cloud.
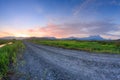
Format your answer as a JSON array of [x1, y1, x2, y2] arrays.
[[27, 21, 119, 39], [27, 23, 88, 38], [28, 29, 35, 32]]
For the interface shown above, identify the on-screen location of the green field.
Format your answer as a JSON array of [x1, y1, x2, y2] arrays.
[[30, 39, 120, 54], [0, 40, 25, 79]]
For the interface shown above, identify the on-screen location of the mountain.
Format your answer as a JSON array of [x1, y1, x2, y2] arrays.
[[81, 35, 105, 40], [62, 35, 106, 41]]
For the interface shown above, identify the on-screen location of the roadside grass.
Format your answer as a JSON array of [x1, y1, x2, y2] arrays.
[[29, 39, 120, 54], [0, 40, 25, 79]]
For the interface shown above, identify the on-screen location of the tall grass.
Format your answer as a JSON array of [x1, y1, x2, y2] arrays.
[[0, 40, 25, 79], [30, 39, 120, 54]]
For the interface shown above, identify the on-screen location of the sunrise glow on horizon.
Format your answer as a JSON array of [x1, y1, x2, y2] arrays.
[[0, 0, 120, 39]]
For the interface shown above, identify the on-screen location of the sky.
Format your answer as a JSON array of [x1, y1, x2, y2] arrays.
[[0, 0, 120, 39]]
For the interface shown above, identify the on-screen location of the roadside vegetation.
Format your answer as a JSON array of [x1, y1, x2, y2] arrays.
[[0, 40, 11, 45], [0, 40, 25, 79], [29, 39, 120, 54]]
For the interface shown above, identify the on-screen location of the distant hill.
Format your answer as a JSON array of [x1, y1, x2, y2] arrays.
[[0, 36, 27, 40], [27, 37, 56, 40], [62, 35, 106, 41], [0, 35, 109, 41], [115, 39, 120, 41], [0, 36, 15, 40], [0, 36, 57, 40]]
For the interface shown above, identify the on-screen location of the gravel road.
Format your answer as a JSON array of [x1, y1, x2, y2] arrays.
[[13, 42, 120, 80]]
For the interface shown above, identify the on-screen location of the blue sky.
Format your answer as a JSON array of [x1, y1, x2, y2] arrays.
[[0, 0, 120, 39]]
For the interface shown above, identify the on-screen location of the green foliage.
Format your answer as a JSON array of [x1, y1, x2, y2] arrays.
[[0, 40, 10, 45], [29, 39, 120, 54], [0, 40, 25, 78]]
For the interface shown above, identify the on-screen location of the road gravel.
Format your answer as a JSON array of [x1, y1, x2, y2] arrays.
[[13, 42, 120, 80]]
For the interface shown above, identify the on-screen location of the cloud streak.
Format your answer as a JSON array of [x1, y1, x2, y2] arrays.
[[73, 0, 95, 16]]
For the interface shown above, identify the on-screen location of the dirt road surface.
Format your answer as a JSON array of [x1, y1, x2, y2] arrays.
[[12, 42, 120, 80]]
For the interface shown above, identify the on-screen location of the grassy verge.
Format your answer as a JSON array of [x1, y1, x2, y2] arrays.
[[0, 40, 25, 79], [29, 39, 120, 54]]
